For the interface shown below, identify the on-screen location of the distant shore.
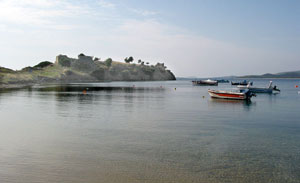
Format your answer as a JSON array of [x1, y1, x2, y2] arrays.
[[237, 77, 300, 79]]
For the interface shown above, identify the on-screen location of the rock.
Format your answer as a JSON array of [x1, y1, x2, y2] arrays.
[[1, 54, 176, 86]]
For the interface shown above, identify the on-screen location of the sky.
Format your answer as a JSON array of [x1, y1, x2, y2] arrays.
[[0, 0, 299, 77]]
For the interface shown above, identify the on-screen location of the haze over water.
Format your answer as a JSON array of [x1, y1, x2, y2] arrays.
[[0, 79, 300, 183]]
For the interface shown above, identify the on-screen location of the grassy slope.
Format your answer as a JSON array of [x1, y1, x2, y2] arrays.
[[1, 65, 63, 84]]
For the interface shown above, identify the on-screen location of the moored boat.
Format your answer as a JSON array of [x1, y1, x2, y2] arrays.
[[237, 81, 280, 93], [208, 89, 254, 100], [192, 79, 218, 86], [216, 79, 229, 83], [231, 80, 253, 86]]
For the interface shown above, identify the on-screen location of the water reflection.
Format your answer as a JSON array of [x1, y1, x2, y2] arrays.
[[207, 98, 256, 112], [34, 85, 165, 93], [209, 98, 253, 105]]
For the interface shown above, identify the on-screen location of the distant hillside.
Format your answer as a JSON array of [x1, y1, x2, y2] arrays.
[[240, 70, 300, 78], [0, 54, 176, 86]]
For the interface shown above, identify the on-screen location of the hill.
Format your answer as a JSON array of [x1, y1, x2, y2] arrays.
[[240, 70, 300, 78], [0, 54, 176, 86]]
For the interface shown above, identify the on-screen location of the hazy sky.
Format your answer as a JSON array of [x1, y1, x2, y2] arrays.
[[0, 0, 299, 77]]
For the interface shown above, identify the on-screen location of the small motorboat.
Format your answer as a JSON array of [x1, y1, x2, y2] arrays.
[[231, 80, 253, 86], [216, 79, 229, 83], [208, 89, 254, 100], [237, 81, 280, 93], [192, 79, 218, 86]]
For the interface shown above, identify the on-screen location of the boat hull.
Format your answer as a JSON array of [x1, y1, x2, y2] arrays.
[[238, 87, 273, 93], [231, 81, 253, 86], [237, 84, 277, 93], [192, 80, 218, 86], [208, 89, 248, 100]]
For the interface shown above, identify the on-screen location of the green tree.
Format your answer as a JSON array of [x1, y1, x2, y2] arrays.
[[124, 56, 134, 63], [104, 58, 112, 67]]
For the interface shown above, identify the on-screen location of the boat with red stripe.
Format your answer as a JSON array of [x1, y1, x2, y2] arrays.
[[208, 89, 255, 100]]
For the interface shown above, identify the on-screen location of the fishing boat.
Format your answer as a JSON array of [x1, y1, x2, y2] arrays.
[[208, 89, 254, 100], [237, 81, 280, 93], [231, 80, 253, 86], [192, 79, 218, 86]]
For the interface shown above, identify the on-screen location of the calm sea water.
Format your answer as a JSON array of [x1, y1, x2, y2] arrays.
[[0, 79, 300, 183]]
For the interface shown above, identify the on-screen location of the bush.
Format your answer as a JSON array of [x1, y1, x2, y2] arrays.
[[0, 67, 15, 73], [34, 61, 53, 68], [104, 58, 112, 67], [124, 56, 134, 63]]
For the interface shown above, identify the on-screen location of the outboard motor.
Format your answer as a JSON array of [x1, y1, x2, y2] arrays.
[[244, 89, 256, 99], [273, 85, 280, 92]]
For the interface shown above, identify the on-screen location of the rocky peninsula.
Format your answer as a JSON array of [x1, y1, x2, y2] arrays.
[[0, 54, 176, 87]]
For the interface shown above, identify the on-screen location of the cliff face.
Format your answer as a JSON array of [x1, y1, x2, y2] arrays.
[[0, 54, 176, 85]]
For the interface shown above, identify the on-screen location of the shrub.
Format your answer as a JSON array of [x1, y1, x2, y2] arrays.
[[124, 56, 134, 63], [34, 61, 53, 68], [104, 58, 112, 67]]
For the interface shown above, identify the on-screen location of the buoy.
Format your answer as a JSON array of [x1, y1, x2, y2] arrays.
[[295, 85, 299, 88], [202, 96, 205, 98]]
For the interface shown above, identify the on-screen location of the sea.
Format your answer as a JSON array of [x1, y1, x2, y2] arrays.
[[0, 79, 300, 183]]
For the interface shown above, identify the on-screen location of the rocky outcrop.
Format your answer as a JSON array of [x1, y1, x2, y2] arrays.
[[1, 54, 176, 85], [55, 54, 176, 82], [56, 54, 97, 73]]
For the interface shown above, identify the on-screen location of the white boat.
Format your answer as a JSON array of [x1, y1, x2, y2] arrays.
[[237, 81, 280, 93], [208, 89, 254, 100], [192, 79, 218, 86]]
